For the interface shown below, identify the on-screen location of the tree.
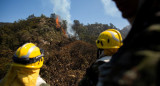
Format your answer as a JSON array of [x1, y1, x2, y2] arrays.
[[62, 20, 67, 30], [27, 14, 35, 19], [73, 20, 81, 26], [40, 14, 46, 18], [50, 13, 56, 19], [109, 23, 116, 29]]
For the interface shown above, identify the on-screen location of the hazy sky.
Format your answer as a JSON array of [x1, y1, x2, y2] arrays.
[[0, 0, 129, 29]]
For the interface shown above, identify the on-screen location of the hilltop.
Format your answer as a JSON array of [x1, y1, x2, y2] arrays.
[[0, 14, 130, 86]]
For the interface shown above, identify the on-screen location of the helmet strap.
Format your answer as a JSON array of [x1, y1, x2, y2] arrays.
[[97, 49, 105, 59]]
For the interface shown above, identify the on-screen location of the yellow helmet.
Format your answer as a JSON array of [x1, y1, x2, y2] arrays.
[[12, 43, 44, 69], [96, 29, 123, 49]]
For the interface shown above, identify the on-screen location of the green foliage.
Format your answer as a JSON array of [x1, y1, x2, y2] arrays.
[[50, 13, 56, 19], [27, 14, 35, 20], [0, 14, 127, 86], [0, 14, 97, 86], [41, 14, 47, 18], [72, 20, 119, 44]]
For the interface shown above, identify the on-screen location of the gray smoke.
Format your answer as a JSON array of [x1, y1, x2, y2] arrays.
[[50, 0, 75, 36]]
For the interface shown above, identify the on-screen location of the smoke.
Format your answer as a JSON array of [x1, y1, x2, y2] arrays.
[[101, 0, 120, 17], [50, 0, 75, 36]]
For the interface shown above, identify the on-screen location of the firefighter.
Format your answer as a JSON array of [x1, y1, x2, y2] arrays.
[[97, 0, 160, 86], [0, 43, 50, 86], [78, 29, 123, 86]]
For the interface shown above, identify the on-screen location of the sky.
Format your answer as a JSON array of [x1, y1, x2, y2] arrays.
[[0, 0, 129, 30]]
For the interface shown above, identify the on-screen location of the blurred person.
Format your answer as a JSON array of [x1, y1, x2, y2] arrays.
[[0, 43, 50, 86], [97, 0, 160, 86], [78, 29, 123, 86]]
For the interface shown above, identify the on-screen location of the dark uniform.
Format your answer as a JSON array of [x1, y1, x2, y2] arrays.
[[97, 0, 160, 85], [79, 56, 111, 86]]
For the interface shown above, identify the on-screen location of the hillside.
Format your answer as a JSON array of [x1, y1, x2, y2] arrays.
[[0, 14, 129, 86], [119, 25, 131, 39]]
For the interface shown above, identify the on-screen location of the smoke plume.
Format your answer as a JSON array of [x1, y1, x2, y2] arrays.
[[50, 0, 74, 36]]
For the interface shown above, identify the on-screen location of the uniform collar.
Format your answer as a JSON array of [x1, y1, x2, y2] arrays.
[[96, 56, 112, 63]]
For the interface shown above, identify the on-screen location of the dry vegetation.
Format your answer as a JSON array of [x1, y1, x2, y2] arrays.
[[40, 40, 97, 86], [0, 14, 128, 85], [0, 15, 97, 86]]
